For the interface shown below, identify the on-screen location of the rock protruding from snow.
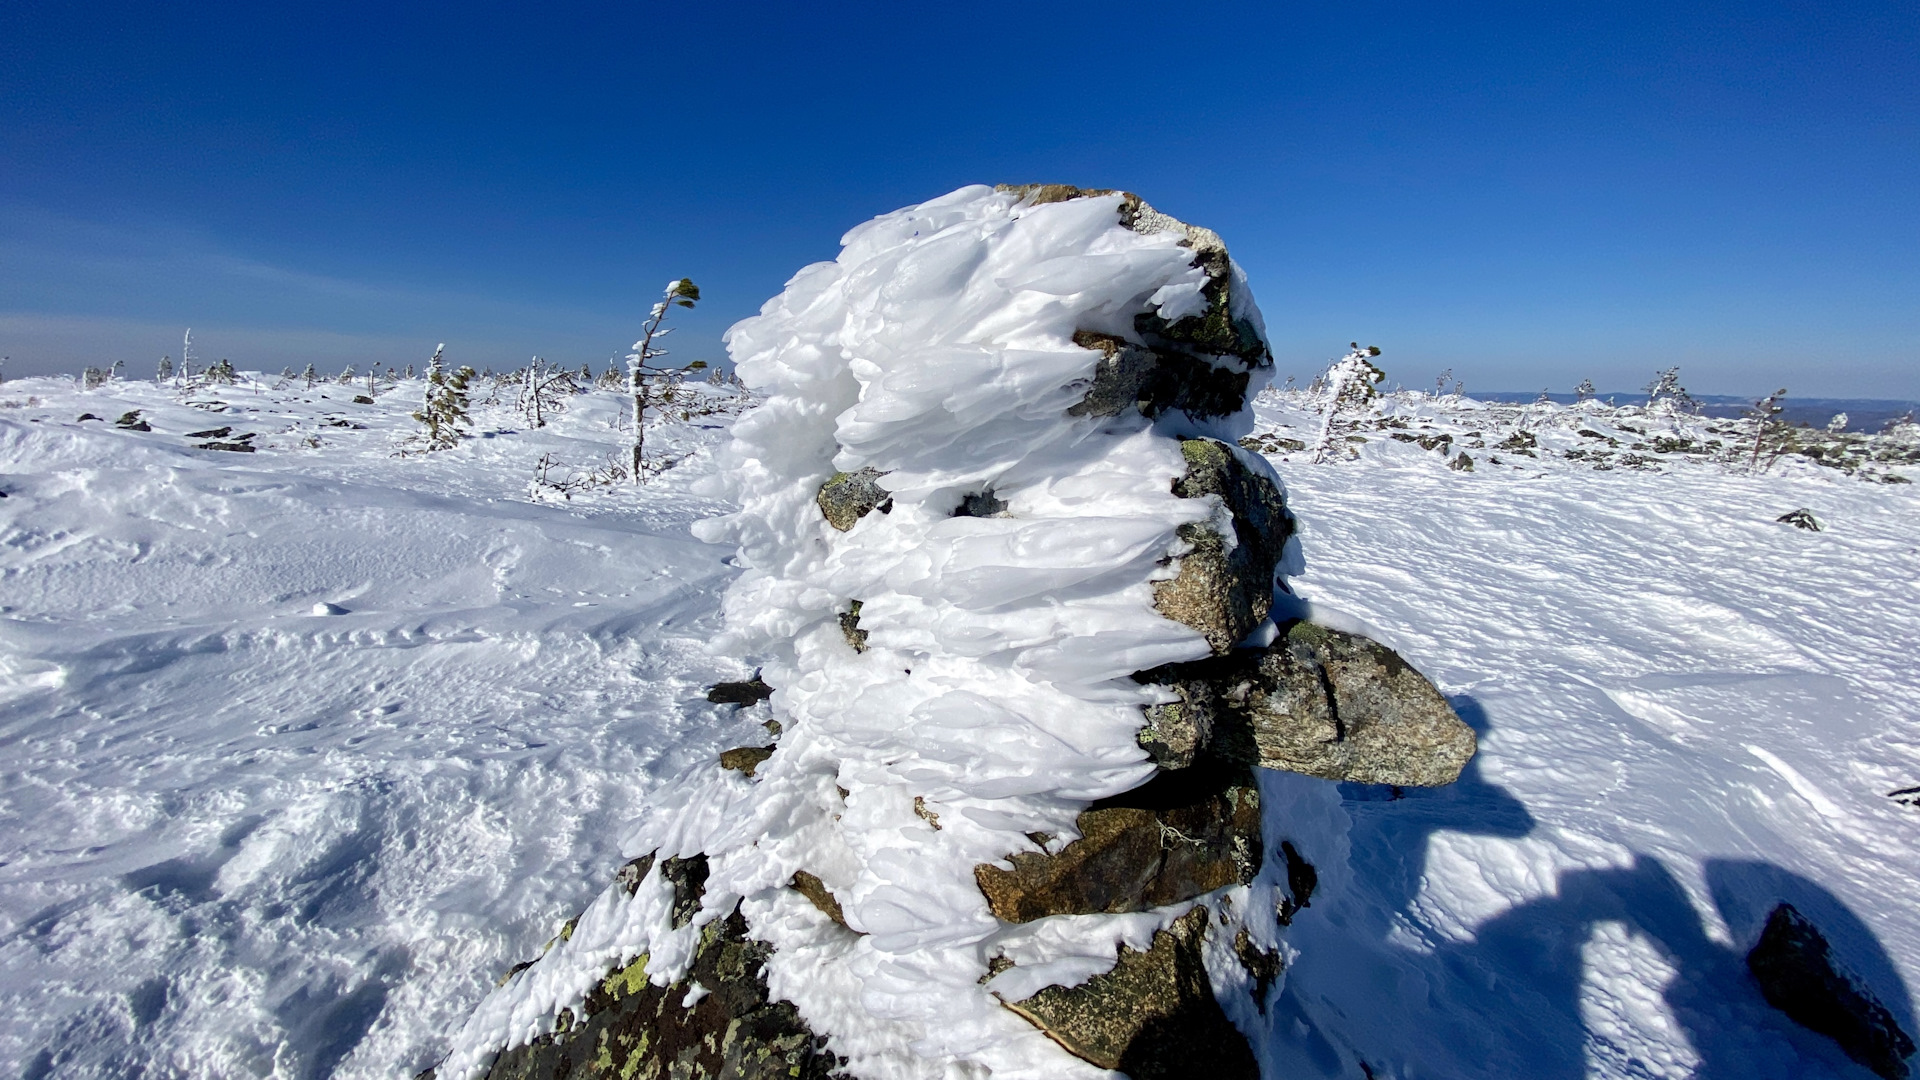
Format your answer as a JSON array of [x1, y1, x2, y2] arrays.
[[475, 907, 840, 1080], [1151, 438, 1294, 654], [1139, 621, 1476, 787], [999, 907, 1258, 1080], [974, 756, 1262, 922], [816, 468, 891, 531], [1748, 902, 1915, 1080]]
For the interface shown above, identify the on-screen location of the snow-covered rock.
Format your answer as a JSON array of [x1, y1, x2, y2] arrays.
[[434, 184, 1472, 1080]]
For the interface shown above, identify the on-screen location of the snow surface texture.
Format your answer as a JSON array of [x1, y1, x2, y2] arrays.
[[0, 374, 762, 1079], [443, 184, 1292, 1079], [3, 249, 1919, 1080]]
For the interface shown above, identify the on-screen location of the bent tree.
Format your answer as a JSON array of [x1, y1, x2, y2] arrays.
[[626, 278, 705, 482]]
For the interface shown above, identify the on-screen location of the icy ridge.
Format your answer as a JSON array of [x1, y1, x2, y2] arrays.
[[439, 184, 1286, 1078]]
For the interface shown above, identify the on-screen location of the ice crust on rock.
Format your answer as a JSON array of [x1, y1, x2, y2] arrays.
[[438, 184, 1290, 1079]]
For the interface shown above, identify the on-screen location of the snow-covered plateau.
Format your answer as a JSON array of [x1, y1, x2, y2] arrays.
[[4, 207, 1920, 1080]]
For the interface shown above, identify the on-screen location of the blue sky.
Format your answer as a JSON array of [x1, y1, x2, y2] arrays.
[[3, 1, 1916, 397]]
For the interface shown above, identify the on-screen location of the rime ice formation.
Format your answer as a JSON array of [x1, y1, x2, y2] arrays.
[[434, 184, 1473, 1080]]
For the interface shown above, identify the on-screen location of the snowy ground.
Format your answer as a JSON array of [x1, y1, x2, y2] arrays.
[[1, 372, 1916, 1079]]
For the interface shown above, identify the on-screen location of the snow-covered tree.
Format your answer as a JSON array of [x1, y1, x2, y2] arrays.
[[625, 278, 706, 482], [1574, 378, 1597, 402], [1312, 344, 1385, 463], [1644, 367, 1698, 414], [157, 356, 173, 383], [302, 363, 318, 388], [423, 343, 445, 415], [413, 347, 474, 451], [1744, 388, 1790, 472], [517, 357, 579, 429], [207, 357, 236, 384]]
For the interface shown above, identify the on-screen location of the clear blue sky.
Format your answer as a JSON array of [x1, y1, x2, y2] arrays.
[[3, 1, 1916, 397]]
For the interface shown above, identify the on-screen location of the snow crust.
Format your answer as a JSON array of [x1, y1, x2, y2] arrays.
[[442, 184, 1286, 1079]]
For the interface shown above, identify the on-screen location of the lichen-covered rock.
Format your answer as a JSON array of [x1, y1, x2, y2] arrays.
[[1137, 621, 1476, 786], [1151, 438, 1294, 654], [1748, 902, 1915, 1080], [838, 602, 868, 653], [481, 908, 843, 1080], [816, 468, 890, 531], [999, 907, 1258, 1079], [974, 756, 1261, 922], [719, 745, 774, 777]]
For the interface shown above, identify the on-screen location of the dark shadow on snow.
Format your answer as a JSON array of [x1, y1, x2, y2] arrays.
[[1299, 692, 1915, 1079]]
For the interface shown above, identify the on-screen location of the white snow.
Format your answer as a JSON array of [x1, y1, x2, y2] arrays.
[[1, 195, 1917, 1080]]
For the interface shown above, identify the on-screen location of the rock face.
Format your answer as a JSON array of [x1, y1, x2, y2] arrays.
[[1748, 902, 1915, 1080], [999, 908, 1258, 1080], [1137, 620, 1476, 787], [975, 756, 1261, 922], [1151, 439, 1295, 654], [482, 909, 842, 1080]]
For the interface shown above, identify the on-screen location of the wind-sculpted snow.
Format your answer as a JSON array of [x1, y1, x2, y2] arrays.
[[442, 184, 1286, 1079]]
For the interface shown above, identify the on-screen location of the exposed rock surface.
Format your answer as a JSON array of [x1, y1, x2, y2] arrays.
[[706, 677, 773, 707], [719, 746, 775, 777], [1151, 438, 1294, 654], [975, 755, 1261, 922], [478, 909, 843, 1080], [816, 468, 890, 531], [999, 907, 1258, 1080], [1748, 902, 1915, 1080], [1137, 620, 1476, 786]]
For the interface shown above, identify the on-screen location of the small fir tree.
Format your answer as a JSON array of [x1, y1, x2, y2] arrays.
[[1745, 388, 1790, 472], [157, 357, 174, 383], [1644, 367, 1698, 414], [1574, 378, 1597, 402], [626, 279, 705, 482], [423, 344, 445, 414], [414, 360, 475, 450]]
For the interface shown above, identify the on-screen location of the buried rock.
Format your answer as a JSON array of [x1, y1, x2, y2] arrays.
[[1748, 902, 1915, 1080], [974, 755, 1260, 923], [1137, 620, 1475, 786], [480, 908, 842, 1080], [999, 906, 1257, 1080]]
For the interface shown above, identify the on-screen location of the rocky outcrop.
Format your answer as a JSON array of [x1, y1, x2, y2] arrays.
[[974, 755, 1261, 922], [1151, 439, 1294, 654], [1748, 902, 1915, 1080], [1137, 620, 1476, 787], [999, 907, 1258, 1080], [481, 908, 842, 1080]]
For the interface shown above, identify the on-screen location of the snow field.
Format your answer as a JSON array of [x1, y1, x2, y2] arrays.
[[0, 374, 757, 1078], [1253, 391, 1920, 1078]]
